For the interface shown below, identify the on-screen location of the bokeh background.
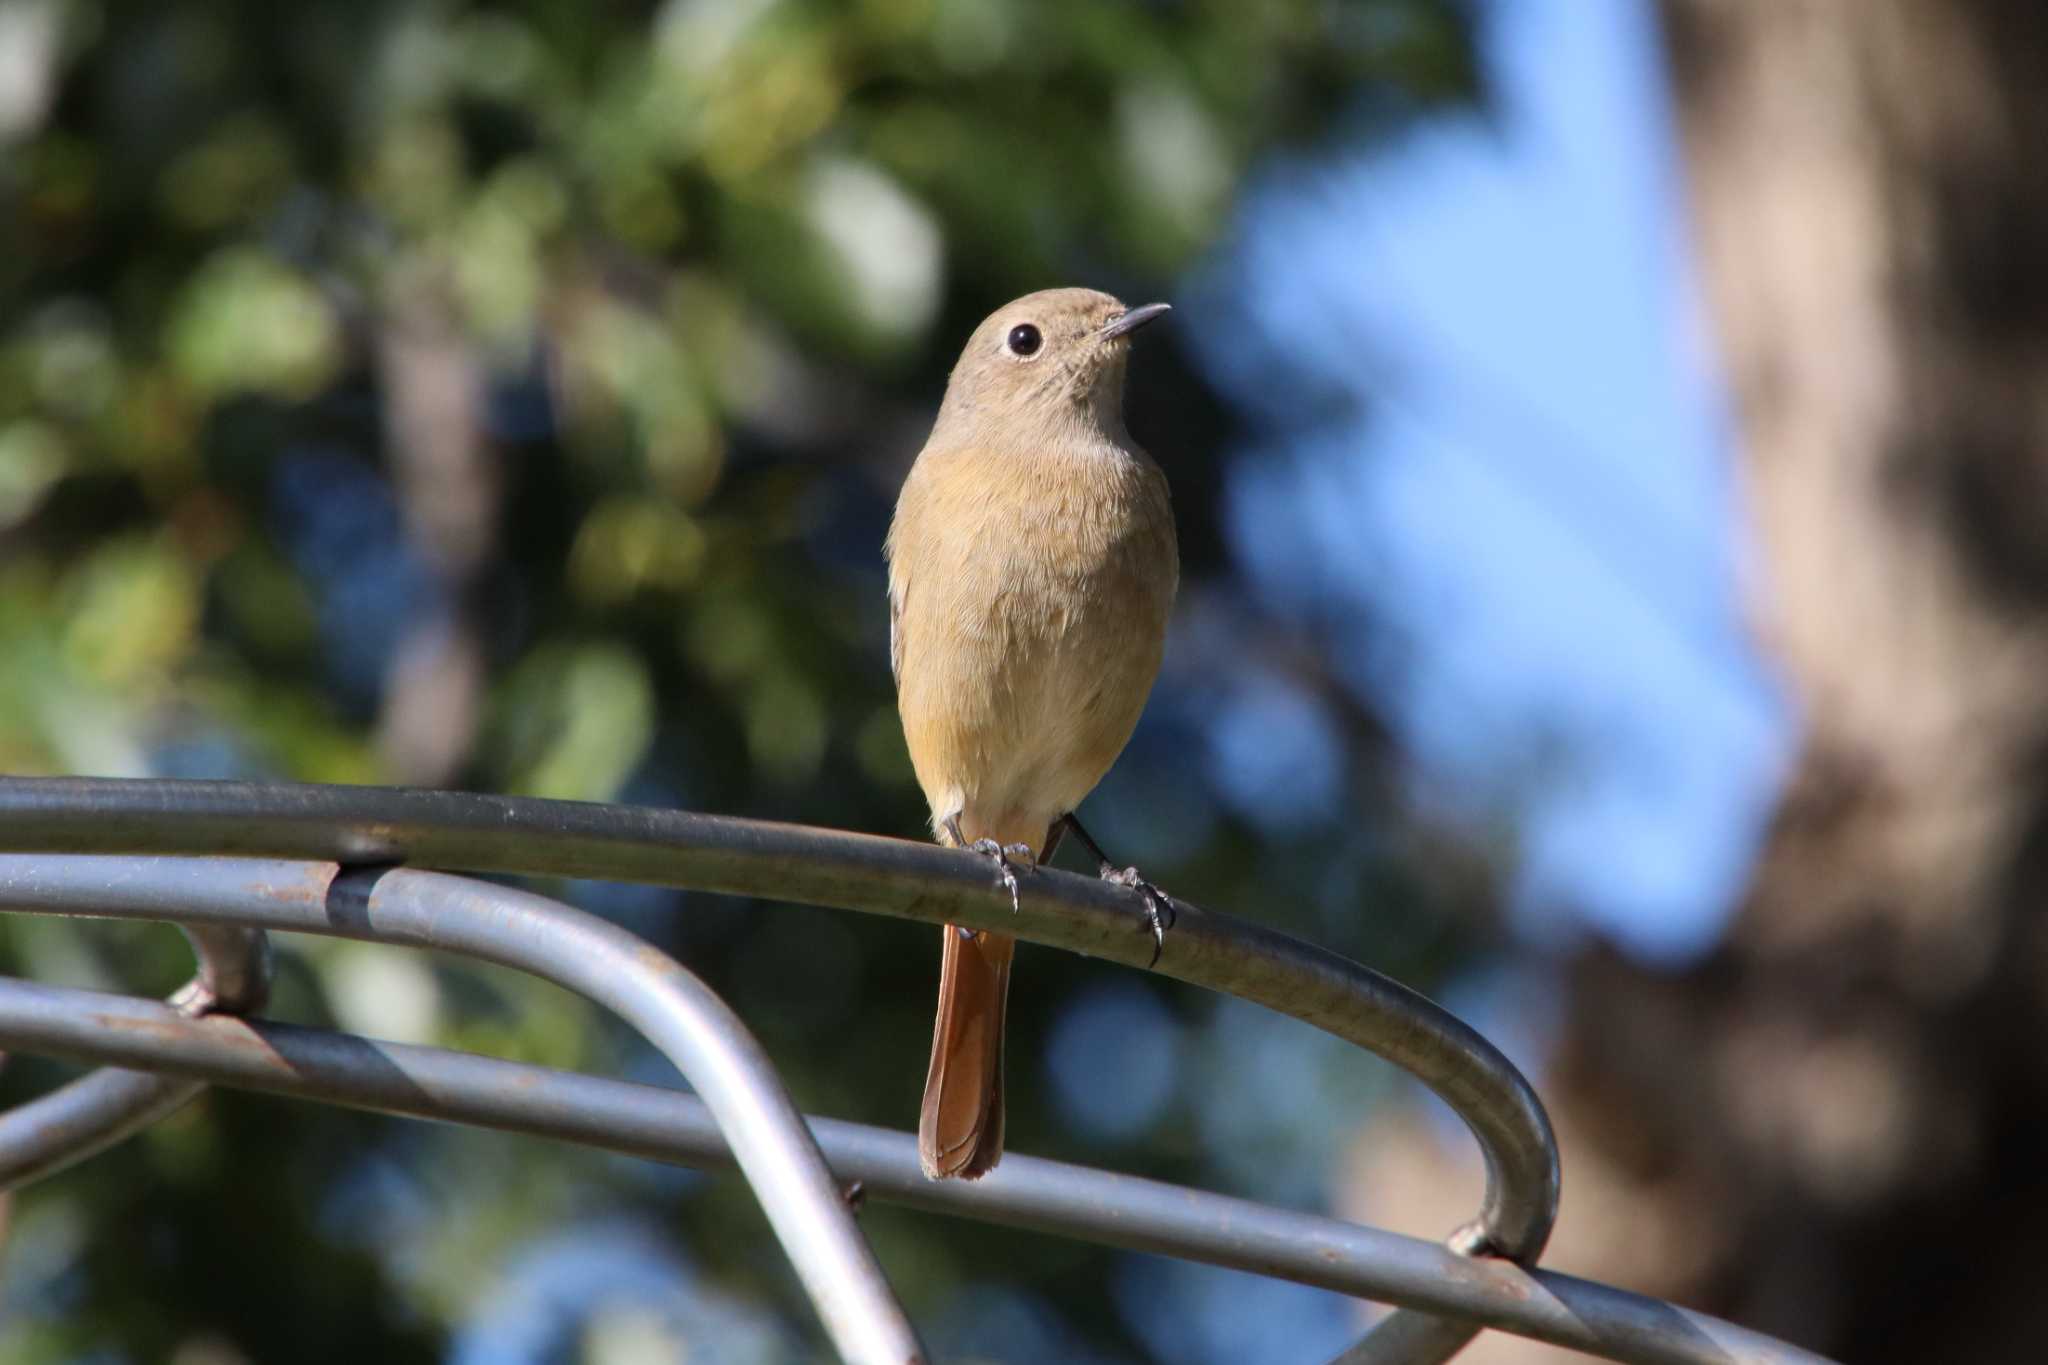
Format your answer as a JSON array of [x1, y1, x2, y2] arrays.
[[3, 0, 2044, 1360]]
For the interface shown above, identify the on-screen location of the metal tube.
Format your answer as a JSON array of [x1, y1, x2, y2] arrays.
[[172, 923, 272, 1016], [0, 778, 1561, 1271], [1330, 1309, 1492, 1365], [0, 918, 269, 1189], [0, 1067, 199, 1189], [0, 974, 1832, 1365], [0, 855, 922, 1365]]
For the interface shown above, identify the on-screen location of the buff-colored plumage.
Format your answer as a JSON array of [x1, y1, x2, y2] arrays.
[[887, 288, 1178, 1179]]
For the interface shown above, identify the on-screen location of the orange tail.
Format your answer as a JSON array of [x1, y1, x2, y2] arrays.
[[919, 925, 1015, 1179]]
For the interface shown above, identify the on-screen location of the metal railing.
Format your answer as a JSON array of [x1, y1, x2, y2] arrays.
[[0, 777, 1833, 1365]]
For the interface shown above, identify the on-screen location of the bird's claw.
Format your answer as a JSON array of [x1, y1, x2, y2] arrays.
[[970, 838, 1035, 913], [1101, 864, 1175, 967]]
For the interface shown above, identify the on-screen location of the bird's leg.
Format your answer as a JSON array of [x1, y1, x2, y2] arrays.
[[942, 814, 1035, 914], [1053, 812, 1176, 967]]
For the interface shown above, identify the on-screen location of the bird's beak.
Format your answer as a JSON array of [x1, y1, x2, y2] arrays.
[[1100, 302, 1172, 340]]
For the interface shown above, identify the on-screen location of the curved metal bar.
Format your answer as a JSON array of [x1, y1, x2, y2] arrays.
[[172, 924, 272, 1017], [0, 855, 923, 1365], [0, 1066, 197, 1189], [0, 921, 269, 1189], [0, 973, 1833, 1365], [0, 778, 1559, 1284], [1330, 1310, 1490, 1365]]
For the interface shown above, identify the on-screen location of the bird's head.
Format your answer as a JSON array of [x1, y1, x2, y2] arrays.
[[934, 288, 1171, 441]]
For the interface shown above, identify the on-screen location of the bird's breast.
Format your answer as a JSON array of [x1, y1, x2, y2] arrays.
[[889, 442, 1177, 834]]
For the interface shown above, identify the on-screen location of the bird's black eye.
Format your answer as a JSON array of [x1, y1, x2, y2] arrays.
[[1006, 323, 1042, 357]]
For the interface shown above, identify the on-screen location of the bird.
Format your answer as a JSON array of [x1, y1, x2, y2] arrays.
[[886, 287, 1180, 1180]]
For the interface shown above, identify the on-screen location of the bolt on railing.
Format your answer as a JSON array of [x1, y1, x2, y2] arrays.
[[0, 920, 268, 1187], [0, 777, 1835, 1365]]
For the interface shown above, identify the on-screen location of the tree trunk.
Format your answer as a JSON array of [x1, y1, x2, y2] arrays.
[[1351, 5, 2048, 1360], [1549, 2, 2048, 1359]]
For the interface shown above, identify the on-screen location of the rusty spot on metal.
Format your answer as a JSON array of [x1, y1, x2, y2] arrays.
[[261, 862, 341, 907], [90, 1013, 189, 1042]]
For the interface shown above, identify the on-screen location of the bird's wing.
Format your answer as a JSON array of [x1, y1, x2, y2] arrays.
[[888, 571, 906, 685], [885, 463, 920, 687]]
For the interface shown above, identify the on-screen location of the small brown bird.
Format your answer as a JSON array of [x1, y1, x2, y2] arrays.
[[887, 288, 1179, 1180]]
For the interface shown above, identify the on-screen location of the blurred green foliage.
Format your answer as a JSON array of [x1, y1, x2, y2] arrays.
[[0, 0, 1482, 1360]]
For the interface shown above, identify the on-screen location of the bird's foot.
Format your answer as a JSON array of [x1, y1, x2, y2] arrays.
[[1101, 863, 1176, 967], [970, 839, 1036, 913]]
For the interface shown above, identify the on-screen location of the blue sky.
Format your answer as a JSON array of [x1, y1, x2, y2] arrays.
[[1199, 0, 1790, 962]]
